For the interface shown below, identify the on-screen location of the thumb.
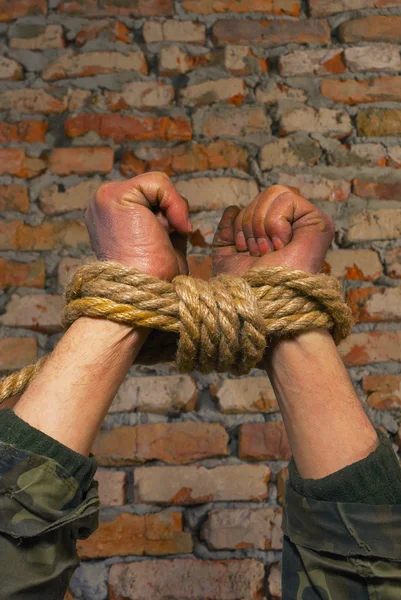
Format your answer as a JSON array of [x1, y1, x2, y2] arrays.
[[213, 206, 241, 251]]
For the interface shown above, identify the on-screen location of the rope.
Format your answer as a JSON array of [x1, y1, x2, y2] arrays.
[[0, 261, 353, 404]]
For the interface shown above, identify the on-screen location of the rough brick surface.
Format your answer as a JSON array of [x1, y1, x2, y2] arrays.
[[180, 78, 246, 106], [211, 377, 278, 413], [193, 105, 271, 138], [143, 20, 205, 43], [176, 177, 258, 211], [339, 16, 401, 43], [95, 470, 126, 506], [134, 464, 270, 504], [278, 173, 350, 202], [340, 331, 401, 366], [0, 337, 37, 371], [213, 18, 330, 47], [0, 88, 68, 113], [0, 120, 48, 144], [324, 250, 383, 281], [49, 147, 114, 175], [280, 105, 351, 138], [321, 76, 401, 105], [40, 180, 100, 215], [42, 50, 147, 81], [0, 149, 46, 178], [77, 512, 192, 558], [385, 248, 401, 279], [0, 258, 45, 289], [279, 49, 345, 77], [105, 81, 174, 110], [93, 422, 228, 465], [0, 294, 64, 333], [0, 220, 89, 250], [0, 185, 29, 212], [183, 0, 300, 15], [348, 287, 401, 323], [269, 562, 282, 599], [239, 422, 292, 461], [57, 0, 173, 17], [363, 375, 401, 409], [9, 24, 64, 49], [0, 0, 46, 21], [346, 210, 401, 242], [344, 45, 401, 72], [203, 508, 282, 550], [109, 559, 265, 600]]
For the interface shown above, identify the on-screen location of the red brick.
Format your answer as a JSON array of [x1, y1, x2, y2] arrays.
[[347, 286, 401, 323], [9, 24, 65, 49], [309, 0, 391, 16], [49, 147, 114, 175], [144, 19, 205, 43], [78, 512, 192, 559], [213, 18, 330, 47], [75, 19, 131, 46], [105, 81, 174, 111], [183, 0, 300, 15], [0, 258, 45, 289], [256, 81, 307, 104], [322, 76, 401, 105], [239, 422, 291, 461], [211, 376, 278, 413], [344, 44, 401, 73], [339, 16, 401, 43], [353, 180, 401, 200], [109, 559, 265, 600], [176, 177, 258, 212], [134, 464, 270, 504], [111, 374, 197, 413], [0, 120, 48, 144], [346, 209, 401, 242], [194, 105, 271, 138], [280, 105, 351, 138], [202, 507, 282, 551], [180, 78, 246, 106], [0, 220, 89, 251], [120, 141, 248, 177], [279, 49, 345, 77], [0, 56, 24, 80], [159, 45, 213, 76], [339, 331, 401, 366], [276, 467, 288, 505], [278, 174, 350, 202], [0, 294, 64, 333], [357, 109, 401, 137], [95, 470, 126, 506], [0, 88, 68, 114], [40, 180, 101, 215], [42, 50, 147, 81], [385, 248, 401, 279], [65, 114, 192, 143], [58, 0, 172, 16], [324, 249, 383, 281], [187, 255, 212, 281], [363, 374, 401, 409], [93, 422, 228, 466], [0, 337, 37, 371], [0, 185, 29, 212], [143, 20, 205, 43], [0, 149, 46, 178], [269, 562, 282, 600], [0, 0, 46, 21]]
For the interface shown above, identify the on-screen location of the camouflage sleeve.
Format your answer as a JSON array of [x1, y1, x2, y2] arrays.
[[0, 440, 99, 600], [282, 482, 401, 599]]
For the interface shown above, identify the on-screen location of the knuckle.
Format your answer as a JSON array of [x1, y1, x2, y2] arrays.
[[95, 181, 116, 206]]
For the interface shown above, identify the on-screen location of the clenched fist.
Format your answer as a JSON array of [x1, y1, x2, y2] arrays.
[[85, 172, 191, 280], [213, 185, 334, 276]]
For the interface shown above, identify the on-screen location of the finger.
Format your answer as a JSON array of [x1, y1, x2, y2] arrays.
[[171, 232, 188, 275], [213, 206, 241, 250], [107, 172, 191, 236], [238, 200, 261, 256]]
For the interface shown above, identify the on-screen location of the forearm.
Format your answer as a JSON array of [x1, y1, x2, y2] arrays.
[[14, 318, 148, 455], [264, 329, 378, 479]]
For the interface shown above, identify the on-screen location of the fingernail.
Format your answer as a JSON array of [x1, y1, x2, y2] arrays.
[[257, 238, 271, 255], [187, 219, 193, 233], [272, 236, 284, 250], [236, 231, 247, 251], [247, 237, 260, 256]]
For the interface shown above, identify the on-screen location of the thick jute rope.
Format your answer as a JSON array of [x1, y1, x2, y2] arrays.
[[0, 261, 353, 404]]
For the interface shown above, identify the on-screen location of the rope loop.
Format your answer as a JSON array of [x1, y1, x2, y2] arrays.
[[0, 261, 353, 403]]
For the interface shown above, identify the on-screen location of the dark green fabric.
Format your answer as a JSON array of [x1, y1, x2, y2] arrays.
[[0, 408, 97, 490], [289, 429, 401, 504]]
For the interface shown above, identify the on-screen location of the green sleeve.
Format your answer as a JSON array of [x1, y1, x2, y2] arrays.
[[288, 428, 401, 504], [282, 429, 401, 598], [0, 409, 100, 600]]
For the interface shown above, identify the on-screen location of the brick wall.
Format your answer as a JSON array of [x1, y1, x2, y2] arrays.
[[1, 0, 401, 598]]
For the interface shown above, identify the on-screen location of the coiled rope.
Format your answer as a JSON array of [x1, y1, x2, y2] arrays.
[[0, 261, 353, 403]]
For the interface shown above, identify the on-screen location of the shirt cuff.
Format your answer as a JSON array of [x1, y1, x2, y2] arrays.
[[0, 408, 97, 491], [288, 429, 401, 504]]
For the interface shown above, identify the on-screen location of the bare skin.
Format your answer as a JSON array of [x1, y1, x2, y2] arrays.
[[213, 186, 378, 479], [14, 173, 190, 455]]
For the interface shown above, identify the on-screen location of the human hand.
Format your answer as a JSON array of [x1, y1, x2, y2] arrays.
[[85, 172, 191, 280], [213, 185, 334, 276]]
